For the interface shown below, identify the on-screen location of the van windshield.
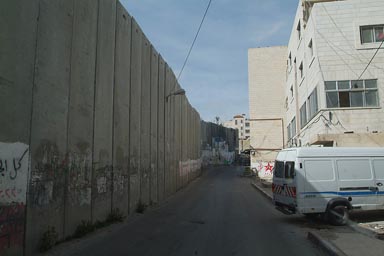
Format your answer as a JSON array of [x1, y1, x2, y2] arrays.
[[274, 161, 284, 178]]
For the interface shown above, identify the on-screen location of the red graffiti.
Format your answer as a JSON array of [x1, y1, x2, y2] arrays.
[[0, 203, 25, 253], [264, 162, 274, 173], [0, 188, 21, 199]]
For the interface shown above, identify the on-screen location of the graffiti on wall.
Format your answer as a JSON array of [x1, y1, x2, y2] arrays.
[[178, 159, 202, 178], [67, 152, 92, 206], [0, 142, 30, 254], [255, 161, 274, 179], [29, 142, 66, 207]]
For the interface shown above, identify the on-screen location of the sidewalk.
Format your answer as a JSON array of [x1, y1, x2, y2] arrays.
[[250, 179, 384, 256]]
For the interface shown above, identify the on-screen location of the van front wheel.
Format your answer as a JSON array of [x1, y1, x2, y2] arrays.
[[328, 205, 349, 226]]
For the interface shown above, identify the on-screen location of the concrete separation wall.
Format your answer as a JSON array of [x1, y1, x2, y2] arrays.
[[0, 0, 237, 254]]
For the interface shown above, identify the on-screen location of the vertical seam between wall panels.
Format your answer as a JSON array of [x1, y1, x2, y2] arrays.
[[127, 16, 133, 215], [148, 45, 152, 204], [25, 2, 41, 254], [163, 68, 166, 198], [91, 0, 100, 223], [148, 47, 152, 203], [111, 0, 118, 214], [156, 56, 160, 203], [63, 0, 76, 238]]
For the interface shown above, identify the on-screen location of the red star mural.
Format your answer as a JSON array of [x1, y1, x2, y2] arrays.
[[264, 162, 274, 173]]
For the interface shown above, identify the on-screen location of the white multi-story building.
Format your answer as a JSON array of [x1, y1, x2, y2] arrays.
[[248, 46, 287, 163], [286, 0, 384, 147], [223, 114, 250, 152]]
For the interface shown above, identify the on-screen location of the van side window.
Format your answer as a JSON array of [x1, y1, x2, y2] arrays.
[[285, 161, 295, 179], [373, 160, 384, 179], [274, 161, 284, 178], [337, 160, 372, 180], [305, 160, 334, 181]]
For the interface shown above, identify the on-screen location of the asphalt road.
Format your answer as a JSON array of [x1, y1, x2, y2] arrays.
[[50, 166, 323, 256]]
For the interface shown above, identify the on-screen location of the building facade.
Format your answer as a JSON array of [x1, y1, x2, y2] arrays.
[[223, 114, 250, 152], [286, 0, 384, 147], [248, 46, 287, 176]]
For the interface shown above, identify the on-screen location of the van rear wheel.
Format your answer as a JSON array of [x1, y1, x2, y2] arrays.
[[328, 205, 349, 226]]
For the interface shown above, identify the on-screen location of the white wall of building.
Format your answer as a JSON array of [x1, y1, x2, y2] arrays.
[[287, 0, 384, 147]]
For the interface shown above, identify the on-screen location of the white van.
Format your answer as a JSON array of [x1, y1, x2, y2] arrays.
[[272, 147, 384, 225]]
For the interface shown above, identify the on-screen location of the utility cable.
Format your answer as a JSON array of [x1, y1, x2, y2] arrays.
[[321, 4, 384, 80], [357, 40, 384, 81], [176, 0, 212, 83]]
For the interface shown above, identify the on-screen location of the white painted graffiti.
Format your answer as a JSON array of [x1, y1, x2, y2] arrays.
[[97, 177, 107, 194], [0, 142, 30, 204]]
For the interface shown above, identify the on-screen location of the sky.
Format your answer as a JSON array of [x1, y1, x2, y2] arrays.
[[121, 0, 299, 122]]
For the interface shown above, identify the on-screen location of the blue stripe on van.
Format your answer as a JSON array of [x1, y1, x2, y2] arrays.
[[300, 191, 384, 196]]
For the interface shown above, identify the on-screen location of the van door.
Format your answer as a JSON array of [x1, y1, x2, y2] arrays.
[[283, 161, 296, 206], [303, 159, 337, 213], [336, 159, 377, 210], [372, 159, 384, 209]]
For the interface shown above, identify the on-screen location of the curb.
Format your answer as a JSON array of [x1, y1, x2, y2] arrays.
[[349, 223, 384, 240], [250, 182, 273, 201], [307, 231, 347, 256]]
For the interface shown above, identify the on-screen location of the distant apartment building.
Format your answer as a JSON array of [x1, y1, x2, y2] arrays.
[[286, 0, 384, 147], [223, 114, 250, 152], [248, 46, 287, 173]]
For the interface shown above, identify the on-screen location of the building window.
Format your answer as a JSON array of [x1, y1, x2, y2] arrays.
[[287, 124, 291, 140], [288, 52, 292, 68], [297, 21, 301, 40], [245, 122, 250, 127], [241, 120, 243, 124], [325, 80, 379, 108], [245, 129, 250, 134], [308, 39, 313, 59], [299, 62, 303, 79], [308, 87, 318, 119], [291, 117, 296, 138], [361, 25, 384, 44], [235, 120, 237, 125], [287, 117, 296, 140], [300, 104, 307, 129], [290, 86, 294, 99]]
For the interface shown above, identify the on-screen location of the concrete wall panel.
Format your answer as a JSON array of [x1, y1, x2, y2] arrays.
[[140, 36, 151, 205], [150, 48, 159, 204], [91, 0, 116, 222], [65, 0, 98, 236], [113, 2, 131, 216], [169, 73, 176, 194], [157, 57, 166, 202], [129, 18, 142, 212], [181, 96, 188, 187], [0, 0, 39, 144], [27, 0, 74, 252], [164, 65, 171, 197], [174, 83, 182, 191]]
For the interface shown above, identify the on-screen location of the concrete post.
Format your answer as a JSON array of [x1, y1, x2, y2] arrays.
[[27, 0, 73, 251], [140, 35, 151, 206], [157, 56, 166, 202], [91, 0, 116, 223], [164, 66, 171, 197], [129, 18, 142, 213], [65, 0, 98, 236], [112, 2, 131, 216], [150, 47, 159, 204]]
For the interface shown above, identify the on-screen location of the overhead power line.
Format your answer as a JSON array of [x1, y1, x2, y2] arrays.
[[177, 0, 212, 82], [357, 40, 384, 81]]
